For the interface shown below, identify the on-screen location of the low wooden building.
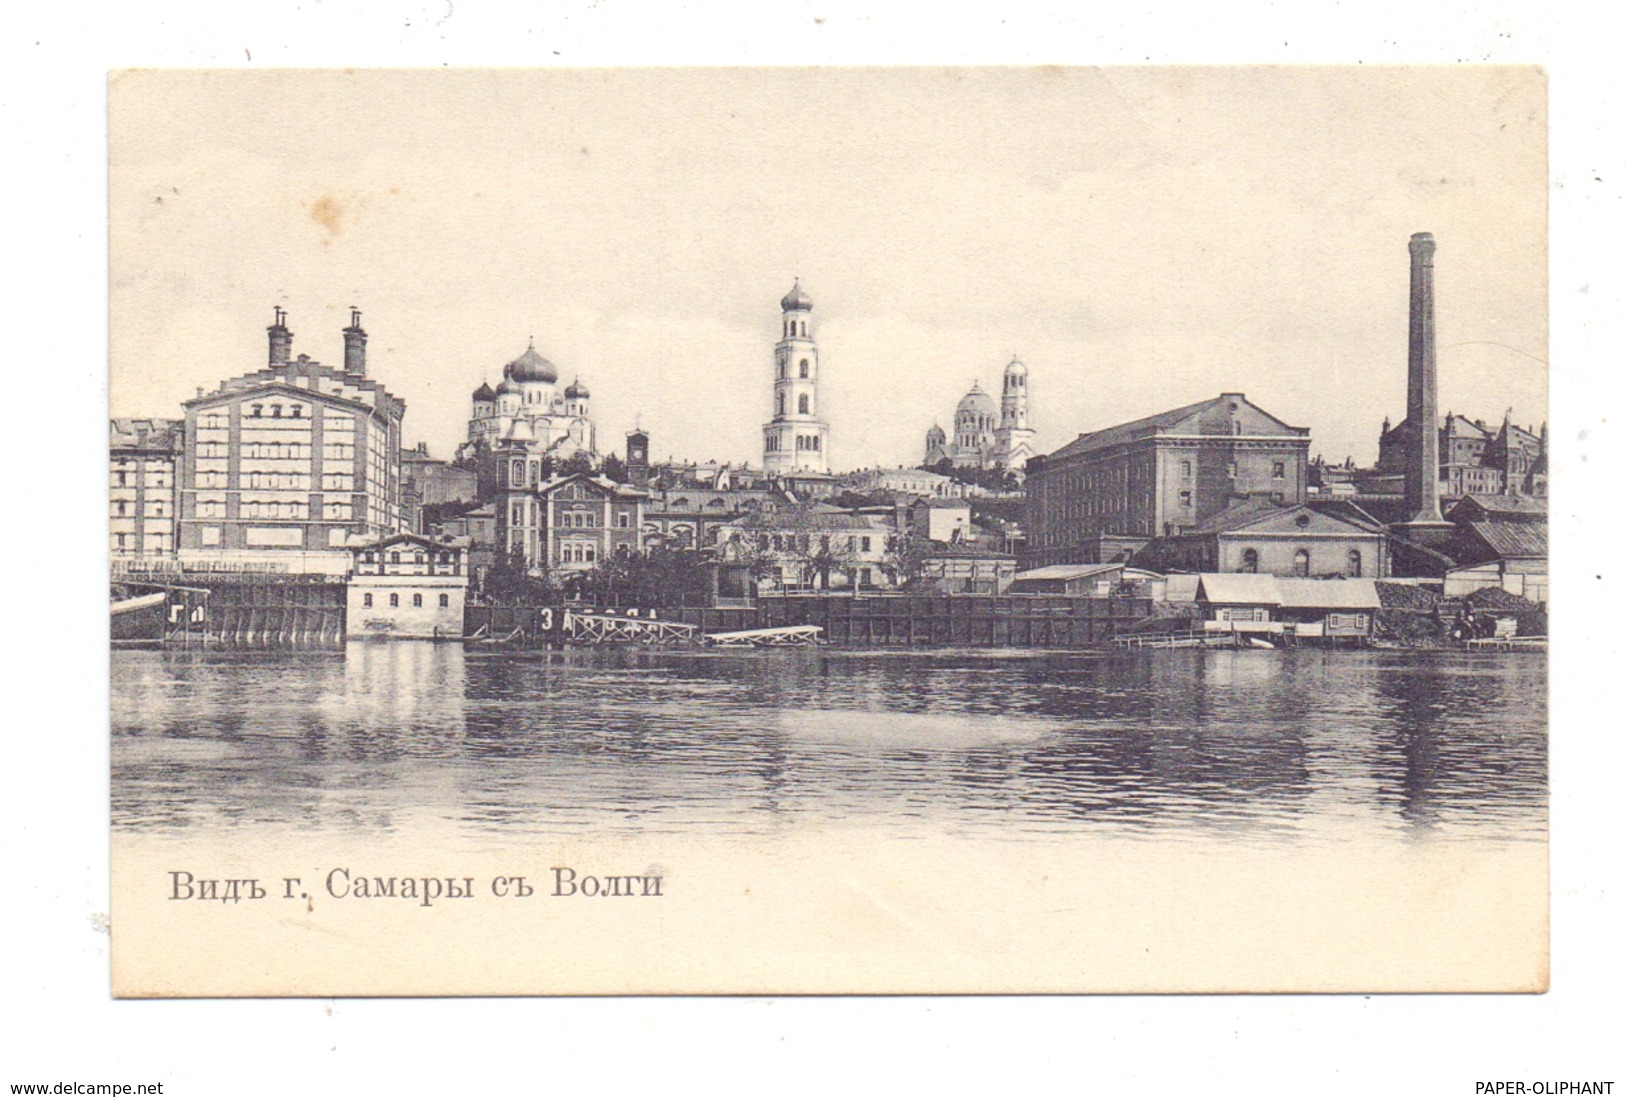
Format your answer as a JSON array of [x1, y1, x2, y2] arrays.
[[1275, 578, 1380, 641], [1193, 573, 1379, 642]]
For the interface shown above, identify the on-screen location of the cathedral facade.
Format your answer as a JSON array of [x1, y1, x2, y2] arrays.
[[924, 358, 1036, 471], [761, 281, 831, 477], [459, 339, 597, 464]]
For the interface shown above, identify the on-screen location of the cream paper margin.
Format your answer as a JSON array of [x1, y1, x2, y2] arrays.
[[108, 67, 1548, 997]]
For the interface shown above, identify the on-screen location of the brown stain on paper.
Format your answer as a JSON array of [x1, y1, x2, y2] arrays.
[[307, 196, 343, 236]]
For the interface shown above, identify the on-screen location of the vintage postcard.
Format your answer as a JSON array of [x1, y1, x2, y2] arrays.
[[108, 67, 1547, 996]]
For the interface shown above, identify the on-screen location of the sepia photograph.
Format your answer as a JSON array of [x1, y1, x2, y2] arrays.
[[6, 0, 1618, 1087], [104, 66, 1552, 998]]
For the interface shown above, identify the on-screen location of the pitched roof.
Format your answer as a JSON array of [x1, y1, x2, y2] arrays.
[[1044, 393, 1305, 461], [1182, 499, 1385, 538], [1463, 520, 1547, 559], [1163, 574, 1201, 602], [1275, 578, 1381, 609], [1448, 493, 1547, 520], [1196, 573, 1282, 604]]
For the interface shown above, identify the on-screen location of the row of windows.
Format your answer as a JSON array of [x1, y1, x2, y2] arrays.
[[110, 470, 174, 488], [782, 320, 808, 339], [112, 533, 173, 552], [776, 356, 813, 379], [1235, 548, 1362, 577], [240, 501, 309, 519], [359, 550, 459, 565], [361, 592, 451, 609], [744, 532, 874, 554], [559, 542, 597, 564], [112, 501, 168, 518]]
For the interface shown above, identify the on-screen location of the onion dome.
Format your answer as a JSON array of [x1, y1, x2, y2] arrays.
[[780, 279, 813, 312], [956, 382, 997, 418], [495, 376, 521, 397], [472, 382, 496, 403], [504, 339, 558, 384], [564, 376, 590, 399], [1004, 356, 1028, 375]]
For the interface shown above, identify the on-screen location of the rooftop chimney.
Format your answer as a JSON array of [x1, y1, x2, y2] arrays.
[[267, 306, 292, 368], [343, 307, 367, 375]]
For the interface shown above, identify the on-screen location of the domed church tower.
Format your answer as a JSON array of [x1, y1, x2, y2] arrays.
[[762, 280, 831, 476]]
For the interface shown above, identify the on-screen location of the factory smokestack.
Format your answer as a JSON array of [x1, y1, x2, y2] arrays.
[[1398, 232, 1454, 543]]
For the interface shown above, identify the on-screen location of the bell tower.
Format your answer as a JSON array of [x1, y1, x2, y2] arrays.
[[762, 279, 830, 476]]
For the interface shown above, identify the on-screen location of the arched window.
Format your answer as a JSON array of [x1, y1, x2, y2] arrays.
[[1347, 549, 1362, 577], [1293, 548, 1310, 577], [799, 358, 809, 378], [798, 394, 810, 415], [776, 393, 785, 416], [799, 321, 807, 337], [362, 593, 373, 608], [412, 593, 423, 608], [1241, 548, 1258, 573]]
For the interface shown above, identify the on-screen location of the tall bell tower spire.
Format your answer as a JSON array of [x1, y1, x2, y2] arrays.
[[762, 280, 830, 476]]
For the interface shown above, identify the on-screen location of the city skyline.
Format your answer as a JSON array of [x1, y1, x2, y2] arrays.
[[111, 67, 1546, 471]]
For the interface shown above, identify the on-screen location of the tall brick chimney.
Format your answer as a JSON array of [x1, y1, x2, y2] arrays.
[[342, 307, 367, 375], [267, 306, 292, 368], [1398, 232, 1454, 542]]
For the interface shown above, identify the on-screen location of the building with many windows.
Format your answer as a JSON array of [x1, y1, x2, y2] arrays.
[[494, 465, 647, 573], [110, 418, 182, 565], [177, 308, 406, 574], [1376, 410, 1548, 499], [345, 532, 470, 639], [1023, 393, 1311, 567]]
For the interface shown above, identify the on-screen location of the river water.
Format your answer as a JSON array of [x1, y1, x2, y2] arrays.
[[110, 644, 1546, 846]]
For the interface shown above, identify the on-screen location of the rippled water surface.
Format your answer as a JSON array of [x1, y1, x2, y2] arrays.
[[110, 644, 1547, 845]]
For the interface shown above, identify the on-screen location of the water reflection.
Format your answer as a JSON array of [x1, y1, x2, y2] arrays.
[[110, 643, 1547, 845]]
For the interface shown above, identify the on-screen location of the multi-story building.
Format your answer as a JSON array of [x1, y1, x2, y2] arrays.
[[401, 441, 479, 533], [110, 418, 182, 565], [493, 463, 646, 572], [762, 280, 831, 477], [924, 357, 1037, 471], [176, 309, 406, 574], [1024, 393, 1311, 567], [345, 532, 470, 639], [1376, 411, 1548, 499]]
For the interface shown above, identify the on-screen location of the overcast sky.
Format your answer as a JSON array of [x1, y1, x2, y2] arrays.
[[110, 67, 1546, 469]]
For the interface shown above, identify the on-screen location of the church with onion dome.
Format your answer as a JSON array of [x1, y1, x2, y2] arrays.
[[459, 338, 597, 463], [924, 357, 1037, 471]]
